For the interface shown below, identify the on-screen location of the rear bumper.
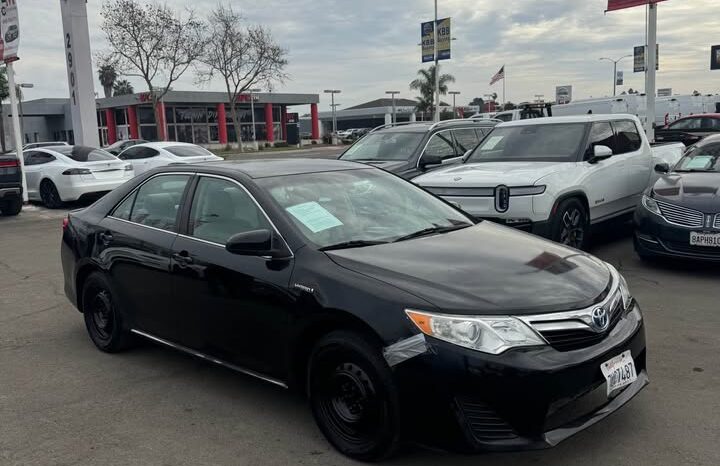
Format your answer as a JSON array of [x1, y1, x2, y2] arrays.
[[0, 186, 22, 200], [395, 304, 647, 451], [56, 178, 130, 202]]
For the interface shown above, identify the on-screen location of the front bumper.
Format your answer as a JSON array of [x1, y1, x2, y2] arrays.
[[393, 303, 647, 451], [634, 206, 720, 261]]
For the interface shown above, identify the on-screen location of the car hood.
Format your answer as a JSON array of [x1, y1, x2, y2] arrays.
[[413, 161, 568, 187], [360, 160, 409, 172], [652, 172, 720, 212], [327, 222, 611, 315]]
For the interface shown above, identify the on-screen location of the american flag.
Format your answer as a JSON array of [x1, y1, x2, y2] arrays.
[[490, 66, 505, 86]]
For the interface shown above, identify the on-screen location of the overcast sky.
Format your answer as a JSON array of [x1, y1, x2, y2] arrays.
[[13, 0, 719, 111]]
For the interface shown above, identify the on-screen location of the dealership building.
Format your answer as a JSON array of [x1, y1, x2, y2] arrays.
[[2, 90, 321, 149]]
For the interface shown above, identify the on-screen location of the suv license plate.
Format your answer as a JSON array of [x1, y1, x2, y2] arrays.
[[690, 232, 720, 247], [601, 350, 637, 397]]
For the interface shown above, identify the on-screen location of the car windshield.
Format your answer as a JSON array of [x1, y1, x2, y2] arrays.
[[465, 123, 587, 163], [257, 168, 473, 249], [165, 145, 214, 157], [674, 143, 720, 172], [54, 146, 117, 162], [340, 132, 425, 161]]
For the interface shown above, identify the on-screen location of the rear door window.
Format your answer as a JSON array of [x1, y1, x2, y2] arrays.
[[125, 175, 191, 232], [670, 118, 702, 130], [613, 120, 642, 154]]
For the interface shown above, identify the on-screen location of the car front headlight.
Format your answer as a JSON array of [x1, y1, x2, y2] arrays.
[[605, 262, 635, 313], [641, 194, 661, 216], [405, 310, 545, 354]]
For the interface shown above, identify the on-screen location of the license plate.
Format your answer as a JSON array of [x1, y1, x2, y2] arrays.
[[600, 350, 637, 397], [690, 232, 720, 247]]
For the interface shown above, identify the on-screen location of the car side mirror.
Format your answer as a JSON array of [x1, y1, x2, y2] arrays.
[[226, 229, 286, 258], [419, 154, 443, 169], [588, 145, 613, 164], [654, 162, 670, 174]]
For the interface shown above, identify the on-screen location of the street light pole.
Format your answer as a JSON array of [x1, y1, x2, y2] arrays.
[[448, 91, 460, 118], [324, 90, 342, 140], [385, 91, 400, 124], [599, 55, 632, 97], [16, 83, 33, 144], [433, 0, 440, 122]]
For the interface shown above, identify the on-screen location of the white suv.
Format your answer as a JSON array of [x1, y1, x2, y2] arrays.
[[414, 115, 685, 249]]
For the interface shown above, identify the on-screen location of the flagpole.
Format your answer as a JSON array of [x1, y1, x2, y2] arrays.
[[503, 66, 506, 108]]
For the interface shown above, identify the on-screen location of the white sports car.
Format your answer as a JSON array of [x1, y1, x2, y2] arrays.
[[23, 146, 134, 208], [117, 142, 222, 176]]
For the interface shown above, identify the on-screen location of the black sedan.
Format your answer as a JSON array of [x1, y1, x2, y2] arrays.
[[635, 134, 720, 261], [61, 159, 647, 461]]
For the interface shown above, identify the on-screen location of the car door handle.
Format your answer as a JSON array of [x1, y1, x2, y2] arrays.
[[99, 232, 113, 245], [172, 252, 193, 266]]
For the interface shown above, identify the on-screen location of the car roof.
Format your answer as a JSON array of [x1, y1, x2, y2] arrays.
[[673, 113, 720, 121], [696, 133, 720, 145], [135, 141, 201, 149], [373, 120, 498, 134], [164, 158, 367, 179], [498, 114, 640, 127]]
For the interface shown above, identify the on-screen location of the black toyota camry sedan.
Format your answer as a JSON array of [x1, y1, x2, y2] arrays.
[[61, 159, 647, 461], [635, 134, 720, 261]]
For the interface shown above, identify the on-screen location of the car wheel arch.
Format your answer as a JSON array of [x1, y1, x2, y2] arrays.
[[288, 310, 386, 394], [551, 190, 589, 218], [75, 263, 104, 313]]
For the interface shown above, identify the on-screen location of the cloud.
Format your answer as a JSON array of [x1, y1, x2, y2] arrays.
[[10, 0, 719, 111]]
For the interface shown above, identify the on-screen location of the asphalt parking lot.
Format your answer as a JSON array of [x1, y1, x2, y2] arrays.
[[1, 179, 718, 465]]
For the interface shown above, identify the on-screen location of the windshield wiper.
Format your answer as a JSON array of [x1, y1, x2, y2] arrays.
[[393, 224, 472, 243], [674, 169, 715, 173], [319, 240, 389, 252]]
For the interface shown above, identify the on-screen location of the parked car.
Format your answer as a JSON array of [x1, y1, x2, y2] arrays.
[[0, 153, 23, 216], [23, 145, 134, 208], [23, 141, 70, 150], [61, 159, 647, 461], [635, 134, 720, 261], [491, 102, 553, 122], [655, 113, 720, 146], [117, 142, 222, 176], [338, 119, 499, 179], [105, 139, 148, 155], [414, 115, 686, 249]]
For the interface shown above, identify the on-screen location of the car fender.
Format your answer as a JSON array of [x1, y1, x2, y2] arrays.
[[532, 165, 588, 220]]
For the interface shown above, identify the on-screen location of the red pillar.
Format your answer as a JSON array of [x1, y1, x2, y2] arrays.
[[127, 105, 139, 139], [311, 103, 319, 140], [105, 109, 117, 145], [265, 103, 274, 143], [217, 103, 228, 145], [281, 106, 288, 141], [155, 101, 167, 141]]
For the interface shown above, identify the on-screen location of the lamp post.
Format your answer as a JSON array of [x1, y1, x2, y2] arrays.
[[16, 83, 34, 144], [448, 90, 460, 118], [599, 55, 632, 97], [324, 90, 341, 136], [248, 88, 261, 150], [385, 91, 400, 124]]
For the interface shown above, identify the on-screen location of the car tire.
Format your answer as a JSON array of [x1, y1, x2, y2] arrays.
[[39, 180, 63, 209], [308, 331, 401, 461], [550, 198, 589, 250], [0, 197, 22, 216], [81, 272, 134, 353]]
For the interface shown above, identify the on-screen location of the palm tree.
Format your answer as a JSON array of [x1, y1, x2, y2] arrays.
[[98, 64, 118, 98], [409, 65, 455, 119], [113, 79, 134, 96]]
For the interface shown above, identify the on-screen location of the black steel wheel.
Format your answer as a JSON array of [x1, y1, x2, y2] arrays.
[[82, 272, 133, 353], [308, 331, 401, 461], [0, 197, 22, 216], [551, 198, 589, 250], [39, 180, 63, 209]]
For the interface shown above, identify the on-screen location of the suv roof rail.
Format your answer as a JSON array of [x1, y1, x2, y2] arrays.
[[369, 121, 426, 134], [428, 118, 503, 131]]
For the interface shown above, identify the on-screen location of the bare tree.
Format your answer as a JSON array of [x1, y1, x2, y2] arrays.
[[100, 0, 206, 140], [198, 4, 288, 150]]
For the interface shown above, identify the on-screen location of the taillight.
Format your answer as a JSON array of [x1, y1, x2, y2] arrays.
[[62, 168, 92, 175], [0, 159, 19, 168], [62, 216, 70, 230]]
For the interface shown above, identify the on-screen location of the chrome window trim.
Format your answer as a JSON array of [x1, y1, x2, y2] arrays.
[[416, 128, 460, 169], [185, 173, 294, 259], [130, 329, 288, 388]]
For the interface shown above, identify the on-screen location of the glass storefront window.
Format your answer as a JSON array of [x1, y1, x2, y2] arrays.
[[207, 107, 218, 124], [193, 126, 209, 144], [165, 106, 175, 124], [140, 125, 157, 141], [209, 125, 219, 142], [138, 106, 155, 124], [114, 109, 127, 126], [176, 125, 193, 143]]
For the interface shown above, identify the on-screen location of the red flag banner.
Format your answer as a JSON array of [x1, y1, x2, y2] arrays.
[[607, 0, 666, 12]]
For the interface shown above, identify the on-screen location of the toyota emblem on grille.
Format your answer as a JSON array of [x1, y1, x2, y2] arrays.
[[591, 307, 610, 332]]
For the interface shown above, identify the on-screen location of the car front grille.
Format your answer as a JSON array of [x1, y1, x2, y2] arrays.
[[537, 299, 624, 352], [662, 240, 720, 257], [656, 200, 704, 228], [714, 214, 720, 229], [454, 398, 518, 442]]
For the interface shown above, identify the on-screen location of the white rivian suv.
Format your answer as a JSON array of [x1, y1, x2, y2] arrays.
[[414, 115, 685, 249]]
